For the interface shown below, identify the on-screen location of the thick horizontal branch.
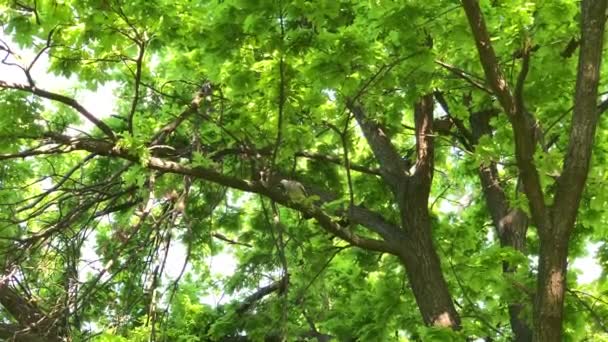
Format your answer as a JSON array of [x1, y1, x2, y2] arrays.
[[236, 277, 287, 314], [46, 133, 396, 254], [298, 178, 405, 244], [346, 205, 406, 244]]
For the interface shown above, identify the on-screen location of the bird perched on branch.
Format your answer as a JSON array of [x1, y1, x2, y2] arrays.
[[278, 179, 308, 202], [277, 179, 312, 219]]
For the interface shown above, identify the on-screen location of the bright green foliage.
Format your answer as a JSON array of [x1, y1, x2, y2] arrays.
[[0, 0, 608, 341]]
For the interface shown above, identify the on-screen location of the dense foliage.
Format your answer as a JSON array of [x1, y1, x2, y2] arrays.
[[1, 0, 608, 341]]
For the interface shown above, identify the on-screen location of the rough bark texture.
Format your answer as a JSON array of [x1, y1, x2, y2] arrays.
[[351, 95, 461, 328], [398, 184, 461, 327], [397, 216, 459, 328], [470, 110, 532, 342], [398, 96, 459, 327], [534, 1, 607, 341], [533, 235, 570, 342], [462, 0, 607, 340], [462, 0, 547, 228]]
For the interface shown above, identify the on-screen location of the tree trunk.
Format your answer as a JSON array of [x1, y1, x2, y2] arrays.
[[533, 233, 569, 341], [397, 203, 460, 328], [532, 0, 607, 340], [395, 96, 461, 329], [350, 95, 461, 329]]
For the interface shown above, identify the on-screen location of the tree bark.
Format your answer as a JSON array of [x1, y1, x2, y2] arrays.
[[470, 110, 532, 341], [533, 234, 569, 341], [462, 0, 607, 340], [398, 193, 460, 328], [534, 0, 607, 340], [351, 95, 461, 329], [395, 96, 460, 328]]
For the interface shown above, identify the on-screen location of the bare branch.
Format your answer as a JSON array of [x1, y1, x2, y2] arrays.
[[212, 233, 252, 248], [127, 41, 146, 134], [235, 276, 288, 315], [25, 28, 57, 86]]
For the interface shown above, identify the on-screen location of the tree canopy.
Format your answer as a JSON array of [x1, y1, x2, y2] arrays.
[[1, 0, 608, 341]]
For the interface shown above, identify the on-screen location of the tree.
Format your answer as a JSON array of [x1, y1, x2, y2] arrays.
[[0, 0, 607, 341]]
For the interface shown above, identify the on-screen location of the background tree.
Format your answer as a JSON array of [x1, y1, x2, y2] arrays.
[[0, 0, 608, 341]]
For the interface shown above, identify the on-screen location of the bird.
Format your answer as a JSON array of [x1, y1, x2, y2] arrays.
[[278, 179, 308, 203]]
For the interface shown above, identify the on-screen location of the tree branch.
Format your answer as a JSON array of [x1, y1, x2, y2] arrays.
[[127, 41, 146, 134], [212, 233, 253, 248], [211, 147, 381, 176], [235, 276, 287, 314], [433, 91, 475, 148], [434, 60, 493, 93], [461, 0, 548, 230], [348, 102, 409, 188], [0, 323, 47, 342], [149, 89, 206, 146], [552, 0, 607, 233], [0, 281, 63, 341], [45, 133, 396, 254], [286, 178, 405, 244], [0, 80, 116, 140]]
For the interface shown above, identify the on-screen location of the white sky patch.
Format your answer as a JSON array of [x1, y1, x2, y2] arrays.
[[40, 177, 53, 191], [78, 230, 110, 283], [434, 101, 447, 117], [437, 192, 473, 214], [77, 81, 119, 130], [322, 88, 336, 101], [200, 250, 238, 306], [571, 241, 603, 284], [161, 239, 191, 281], [209, 251, 238, 277], [528, 254, 539, 271]]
